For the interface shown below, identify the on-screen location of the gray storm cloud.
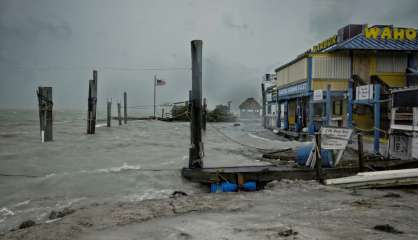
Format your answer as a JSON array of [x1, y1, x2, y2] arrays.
[[0, 0, 417, 111]]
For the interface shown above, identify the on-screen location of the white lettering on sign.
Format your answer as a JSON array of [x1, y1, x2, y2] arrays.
[[356, 84, 374, 100], [278, 82, 307, 97], [313, 90, 323, 101], [320, 127, 353, 150]]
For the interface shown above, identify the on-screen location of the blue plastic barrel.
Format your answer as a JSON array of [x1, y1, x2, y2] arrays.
[[243, 181, 257, 191], [210, 182, 238, 193], [296, 143, 333, 167]]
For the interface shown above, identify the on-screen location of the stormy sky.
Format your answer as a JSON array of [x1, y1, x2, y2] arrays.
[[0, 0, 417, 112]]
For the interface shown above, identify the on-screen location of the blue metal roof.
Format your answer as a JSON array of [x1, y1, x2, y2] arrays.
[[326, 32, 418, 52]]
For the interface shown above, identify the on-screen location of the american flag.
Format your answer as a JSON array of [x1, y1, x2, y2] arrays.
[[156, 79, 166, 86]]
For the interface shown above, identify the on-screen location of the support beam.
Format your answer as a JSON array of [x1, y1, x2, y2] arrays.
[[189, 40, 204, 169], [283, 100, 289, 130], [37, 87, 53, 142], [308, 95, 315, 134], [296, 97, 302, 132], [123, 91, 127, 124], [325, 84, 332, 126], [277, 99, 281, 129], [117, 102, 122, 125], [347, 51, 354, 128], [374, 84, 381, 154], [87, 70, 98, 134]]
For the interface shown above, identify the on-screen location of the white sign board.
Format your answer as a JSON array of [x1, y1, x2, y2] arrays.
[[320, 127, 353, 150], [356, 84, 374, 100], [266, 93, 272, 102], [313, 90, 323, 101]]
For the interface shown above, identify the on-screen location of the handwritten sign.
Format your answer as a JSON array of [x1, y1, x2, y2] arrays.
[[356, 84, 374, 100], [313, 90, 323, 101], [320, 127, 353, 150]]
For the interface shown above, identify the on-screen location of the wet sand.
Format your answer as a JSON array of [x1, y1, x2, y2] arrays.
[[2, 180, 418, 240]]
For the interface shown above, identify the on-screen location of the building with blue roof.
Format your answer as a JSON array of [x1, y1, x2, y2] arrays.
[[262, 24, 418, 152]]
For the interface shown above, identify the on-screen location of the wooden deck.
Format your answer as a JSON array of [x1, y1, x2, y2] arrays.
[[182, 165, 358, 184]]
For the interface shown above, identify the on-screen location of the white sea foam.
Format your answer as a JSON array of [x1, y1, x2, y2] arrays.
[[0, 208, 14, 217], [14, 200, 30, 207], [95, 123, 107, 128], [80, 162, 141, 174], [123, 189, 173, 202]]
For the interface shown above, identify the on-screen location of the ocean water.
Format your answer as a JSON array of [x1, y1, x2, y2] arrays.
[[0, 109, 296, 232]]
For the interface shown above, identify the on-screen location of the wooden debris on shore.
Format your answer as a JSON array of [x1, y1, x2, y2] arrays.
[[325, 168, 418, 189], [261, 148, 294, 161]]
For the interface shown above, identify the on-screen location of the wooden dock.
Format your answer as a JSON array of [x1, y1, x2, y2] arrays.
[[182, 165, 358, 184]]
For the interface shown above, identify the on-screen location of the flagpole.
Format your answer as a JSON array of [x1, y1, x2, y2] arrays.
[[153, 75, 156, 119]]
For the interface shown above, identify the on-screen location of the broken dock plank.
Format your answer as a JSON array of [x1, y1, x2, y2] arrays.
[[325, 168, 418, 189], [182, 165, 358, 184]]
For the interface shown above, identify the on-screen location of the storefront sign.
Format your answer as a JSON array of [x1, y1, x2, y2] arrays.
[[364, 26, 417, 41], [320, 127, 353, 150], [278, 82, 307, 97], [312, 35, 337, 52], [313, 90, 323, 101], [356, 84, 374, 100]]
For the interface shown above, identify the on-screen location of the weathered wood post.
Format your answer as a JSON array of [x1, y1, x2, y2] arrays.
[[161, 108, 164, 119], [107, 99, 112, 127], [315, 133, 323, 182], [202, 98, 207, 132], [123, 91, 127, 124], [37, 87, 53, 142], [189, 40, 204, 169], [117, 102, 122, 125], [357, 133, 364, 172], [261, 83, 266, 128], [87, 70, 98, 134]]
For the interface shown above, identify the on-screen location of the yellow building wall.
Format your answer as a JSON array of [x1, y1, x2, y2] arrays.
[[288, 100, 296, 124], [354, 53, 407, 88], [312, 79, 349, 91]]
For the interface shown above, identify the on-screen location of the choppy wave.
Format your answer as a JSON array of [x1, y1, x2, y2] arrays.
[[40, 162, 142, 180]]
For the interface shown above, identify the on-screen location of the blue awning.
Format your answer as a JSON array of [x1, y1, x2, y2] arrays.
[[326, 33, 418, 52]]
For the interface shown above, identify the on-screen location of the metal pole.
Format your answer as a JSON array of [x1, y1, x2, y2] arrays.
[[315, 133, 323, 183], [123, 91, 127, 124], [261, 83, 266, 128], [189, 40, 203, 169], [284, 100, 289, 130], [347, 51, 354, 128], [153, 75, 156, 119], [308, 95, 315, 134], [374, 84, 381, 154]]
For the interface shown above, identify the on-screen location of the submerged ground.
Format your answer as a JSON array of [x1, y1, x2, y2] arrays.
[[1, 110, 418, 239]]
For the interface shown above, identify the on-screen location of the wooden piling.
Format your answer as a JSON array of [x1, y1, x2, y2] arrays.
[[189, 40, 204, 169], [87, 70, 98, 134], [161, 108, 165, 119], [202, 98, 207, 132], [357, 133, 364, 172], [118, 102, 122, 125], [315, 133, 323, 182], [37, 87, 53, 142], [107, 100, 111, 127], [123, 91, 127, 124]]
